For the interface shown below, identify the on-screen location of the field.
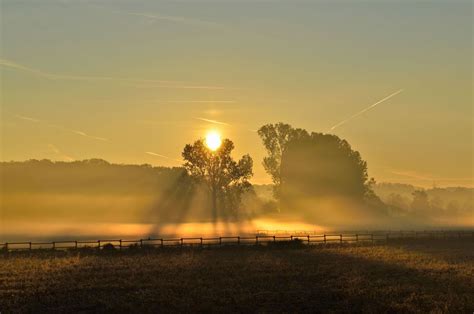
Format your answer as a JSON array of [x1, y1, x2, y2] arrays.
[[1, 239, 473, 313]]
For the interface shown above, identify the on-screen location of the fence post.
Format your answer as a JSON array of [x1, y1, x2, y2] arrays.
[[307, 235, 310, 244], [237, 236, 240, 245], [52, 242, 56, 250], [140, 239, 143, 248], [75, 241, 78, 250], [219, 237, 222, 246], [274, 236, 276, 243], [119, 240, 122, 251], [200, 238, 203, 247], [340, 234, 342, 244], [160, 239, 164, 248], [324, 234, 326, 244], [98, 240, 101, 250], [29, 242, 32, 251]]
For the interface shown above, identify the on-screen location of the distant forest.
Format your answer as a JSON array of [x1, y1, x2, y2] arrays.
[[374, 183, 473, 219], [1, 159, 472, 224], [0, 159, 273, 224]]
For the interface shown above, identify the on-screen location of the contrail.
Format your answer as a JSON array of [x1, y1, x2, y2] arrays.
[[15, 114, 109, 142], [0, 58, 227, 90], [15, 114, 41, 122], [72, 130, 108, 141], [145, 152, 181, 162], [0, 58, 175, 83], [329, 89, 403, 131], [390, 169, 473, 182], [166, 100, 235, 103], [194, 117, 231, 126], [121, 11, 219, 27], [48, 144, 75, 161]]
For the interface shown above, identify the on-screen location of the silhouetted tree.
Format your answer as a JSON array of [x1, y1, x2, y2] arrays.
[[182, 138, 253, 221], [387, 193, 410, 210], [258, 123, 308, 199], [280, 132, 373, 207], [446, 200, 460, 214], [411, 190, 430, 212], [259, 123, 378, 214]]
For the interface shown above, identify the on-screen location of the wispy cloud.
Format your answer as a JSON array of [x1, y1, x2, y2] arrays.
[[145, 152, 181, 162], [48, 144, 75, 161], [194, 117, 231, 126], [0, 58, 227, 90], [15, 114, 109, 142], [119, 11, 220, 27], [329, 89, 403, 131]]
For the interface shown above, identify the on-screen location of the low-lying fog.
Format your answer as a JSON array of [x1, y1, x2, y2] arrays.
[[1, 161, 472, 242]]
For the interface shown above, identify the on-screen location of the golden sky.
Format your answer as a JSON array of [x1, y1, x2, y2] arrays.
[[1, 0, 472, 187]]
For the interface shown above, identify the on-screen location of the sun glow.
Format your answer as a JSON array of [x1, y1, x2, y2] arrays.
[[205, 131, 222, 151]]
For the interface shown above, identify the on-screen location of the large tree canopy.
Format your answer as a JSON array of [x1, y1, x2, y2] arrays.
[[259, 123, 377, 215], [257, 123, 308, 199], [280, 133, 371, 202], [182, 138, 253, 221]]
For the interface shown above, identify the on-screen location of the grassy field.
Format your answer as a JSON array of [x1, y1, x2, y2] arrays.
[[1, 239, 473, 313]]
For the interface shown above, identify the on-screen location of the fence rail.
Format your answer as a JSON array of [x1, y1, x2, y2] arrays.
[[1, 230, 473, 252]]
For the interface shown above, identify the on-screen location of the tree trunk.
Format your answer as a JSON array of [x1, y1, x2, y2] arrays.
[[211, 187, 217, 223]]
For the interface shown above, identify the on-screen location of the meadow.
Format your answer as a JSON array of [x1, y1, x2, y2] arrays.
[[1, 238, 472, 313]]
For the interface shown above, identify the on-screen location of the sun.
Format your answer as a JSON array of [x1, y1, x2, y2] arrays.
[[205, 131, 222, 151]]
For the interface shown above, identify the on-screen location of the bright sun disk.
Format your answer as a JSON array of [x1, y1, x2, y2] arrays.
[[205, 131, 222, 151]]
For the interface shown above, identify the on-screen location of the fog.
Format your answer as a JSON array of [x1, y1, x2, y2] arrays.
[[0, 160, 472, 242]]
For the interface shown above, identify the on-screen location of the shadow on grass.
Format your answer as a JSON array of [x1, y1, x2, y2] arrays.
[[1, 240, 473, 313]]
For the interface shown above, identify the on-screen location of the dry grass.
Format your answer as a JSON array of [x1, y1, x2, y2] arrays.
[[1, 239, 473, 313]]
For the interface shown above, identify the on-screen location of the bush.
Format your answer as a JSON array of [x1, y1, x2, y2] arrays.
[[267, 238, 304, 248], [102, 243, 115, 251]]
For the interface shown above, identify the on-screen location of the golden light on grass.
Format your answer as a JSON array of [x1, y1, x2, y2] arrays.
[[205, 131, 222, 151]]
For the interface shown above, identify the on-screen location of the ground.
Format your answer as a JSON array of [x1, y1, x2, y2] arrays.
[[1, 239, 473, 313]]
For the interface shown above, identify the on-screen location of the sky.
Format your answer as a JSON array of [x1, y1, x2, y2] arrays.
[[1, 0, 472, 187]]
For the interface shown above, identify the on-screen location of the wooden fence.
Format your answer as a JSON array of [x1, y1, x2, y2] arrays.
[[1, 230, 472, 252]]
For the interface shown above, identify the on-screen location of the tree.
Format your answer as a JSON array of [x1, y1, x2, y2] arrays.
[[257, 123, 308, 199], [387, 193, 410, 210], [182, 138, 253, 221], [411, 190, 430, 212], [259, 123, 380, 220], [280, 132, 372, 204]]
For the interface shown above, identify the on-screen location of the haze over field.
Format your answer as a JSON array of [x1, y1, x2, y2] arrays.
[[1, 159, 472, 241]]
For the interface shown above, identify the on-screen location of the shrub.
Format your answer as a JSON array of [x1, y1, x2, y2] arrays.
[[102, 243, 115, 251]]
